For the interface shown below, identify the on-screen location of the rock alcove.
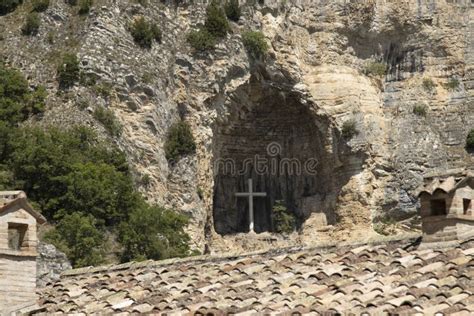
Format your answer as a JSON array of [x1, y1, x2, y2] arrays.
[[212, 79, 340, 235]]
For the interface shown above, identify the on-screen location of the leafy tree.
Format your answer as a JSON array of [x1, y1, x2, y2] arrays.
[[242, 31, 268, 59], [119, 204, 190, 262], [225, 0, 241, 22], [93, 107, 122, 137], [32, 0, 49, 12], [8, 126, 129, 218], [56, 162, 140, 225], [57, 53, 80, 89], [164, 121, 196, 162], [271, 200, 296, 234], [44, 212, 106, 267], [22, 12, 41, 36], [0, 63, 45, 124], [0, 0, 22, 14], [467, 129, 474, 151], [205, 0, 230, 38]]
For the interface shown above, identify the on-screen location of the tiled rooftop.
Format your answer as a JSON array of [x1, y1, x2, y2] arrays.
[[34, 236, 474, 315]]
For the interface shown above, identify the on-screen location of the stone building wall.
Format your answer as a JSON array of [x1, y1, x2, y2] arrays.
[[0, 207, 39, 311]]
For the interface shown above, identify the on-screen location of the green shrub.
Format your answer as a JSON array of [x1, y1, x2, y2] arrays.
[[150, 23, 162, 43], [44, 212, 106, 267], [129, 17, 160, 48], [0, 0, 22, 14], [32, 0, 49, 12], [119, 204, 190, 262], [187, 29, 216, 51], [271, 200, 296, 234], [341, 119, 359, 139], [0, 63, 45, 124], [413, 104, 428, 117], [22, 12, 40, 36], [93, 107, 122, 137], [65, 0, 77, 6], [422, 78, 436, 92], [225, 0, 241, 21], [242, 30, 268, 59], [78, 0, 92, 14], [445, 78, 460, 91], [94, 82, 113, 98], [205, 0, 230, 38], [57, 53, 80, 89], [164, 121, 196, 162], [467, 129, 474, 151], [364, 61, 387, 77]]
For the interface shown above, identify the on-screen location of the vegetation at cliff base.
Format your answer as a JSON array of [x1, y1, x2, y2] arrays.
[[242, 31, 268, 59], [0, 63, 192, 268], [271, 200, 296, 234], [165, 121, 196, 162]]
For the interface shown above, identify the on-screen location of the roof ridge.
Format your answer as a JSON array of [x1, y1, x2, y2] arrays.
[[61, 233, 421, 277]]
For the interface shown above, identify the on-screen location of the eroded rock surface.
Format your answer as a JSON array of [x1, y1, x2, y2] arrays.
[[1, 0, 472, 253]]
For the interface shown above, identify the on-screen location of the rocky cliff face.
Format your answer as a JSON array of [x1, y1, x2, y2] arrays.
[[1, 0, 472, 253]]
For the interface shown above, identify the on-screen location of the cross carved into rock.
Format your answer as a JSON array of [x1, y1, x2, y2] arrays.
[[235, 179, 267, 233]]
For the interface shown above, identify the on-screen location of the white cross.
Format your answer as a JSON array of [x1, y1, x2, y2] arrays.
[[235, 179, 267, 233]]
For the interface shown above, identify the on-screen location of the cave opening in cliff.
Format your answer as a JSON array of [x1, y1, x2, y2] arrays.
[[212, 82, 335, 235]]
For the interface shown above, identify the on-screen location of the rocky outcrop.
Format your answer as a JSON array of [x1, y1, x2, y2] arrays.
[[0, 0, 472, 253], [36, 243, 71, 287]]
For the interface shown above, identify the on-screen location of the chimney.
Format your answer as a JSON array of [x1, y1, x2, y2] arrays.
[[0, 191, 46, 313]]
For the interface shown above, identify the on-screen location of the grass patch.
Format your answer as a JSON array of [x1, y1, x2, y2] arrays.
[[445, 77, 460, 91], [22, 12, 40, 36]]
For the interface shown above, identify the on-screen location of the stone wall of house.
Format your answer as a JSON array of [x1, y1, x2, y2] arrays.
[[0, 0, 472, 252], [0, 207, 38, 311]]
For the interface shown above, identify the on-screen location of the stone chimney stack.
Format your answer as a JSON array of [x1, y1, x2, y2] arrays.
[[0, 191, 46, 313]]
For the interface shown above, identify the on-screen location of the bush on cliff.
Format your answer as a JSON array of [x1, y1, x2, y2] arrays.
[[57, 53, 80, 89], [130, 17, 161, 48], [0, 0, 22, 15], [225, 0, 241, 22], [467, 129, 474, 151], [164, 121, 196, 162], [242, 30, 268, 59], [22, 12, 41, 36]]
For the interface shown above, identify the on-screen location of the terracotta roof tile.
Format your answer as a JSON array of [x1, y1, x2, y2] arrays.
[[34, 236, 474, 314]]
